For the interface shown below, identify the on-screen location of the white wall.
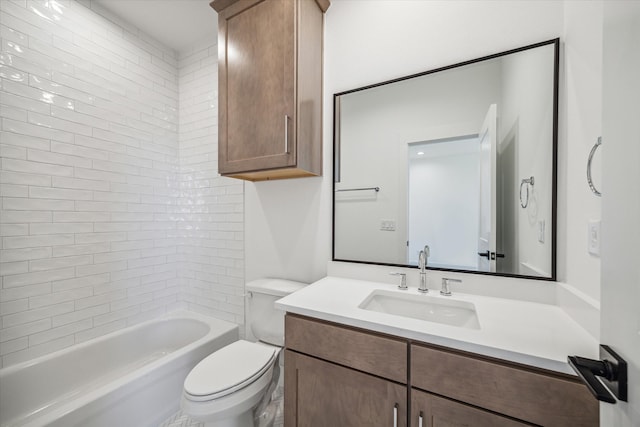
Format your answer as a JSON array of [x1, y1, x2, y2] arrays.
[[600, 1, 640, 424], [245, 0, 602, 337], [560, 1, 603, 302], [0, 0, 243, 367]]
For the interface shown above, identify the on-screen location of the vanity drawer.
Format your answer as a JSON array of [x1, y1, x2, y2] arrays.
[[285, 314, 407, 383], [410, 343, 598, 426]]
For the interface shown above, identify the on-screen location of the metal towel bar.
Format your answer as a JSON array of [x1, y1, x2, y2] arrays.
[[587, 136, 602, 197], [520, 176, 534, 208], [335, 187, 380, 193]]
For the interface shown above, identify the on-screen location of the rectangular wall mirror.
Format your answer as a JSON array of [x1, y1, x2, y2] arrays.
[[333, 39, 559, 280]]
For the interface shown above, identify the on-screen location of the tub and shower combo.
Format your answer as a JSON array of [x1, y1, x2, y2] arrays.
[[0, 312, 238, 427]]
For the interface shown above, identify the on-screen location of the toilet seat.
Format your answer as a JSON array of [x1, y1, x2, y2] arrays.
[[184, 340, 277, 402]]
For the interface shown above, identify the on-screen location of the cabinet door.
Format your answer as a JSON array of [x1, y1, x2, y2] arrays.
[[411, 343, 598, 426], [411, 389, 532, 427], [285, 350, 407, 427], [218, 0, 296, 175]]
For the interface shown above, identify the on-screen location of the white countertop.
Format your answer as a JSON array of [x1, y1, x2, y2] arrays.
[[275, 276, 599, 375]]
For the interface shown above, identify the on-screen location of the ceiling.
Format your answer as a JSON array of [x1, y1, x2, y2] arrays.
[[94, 0, 218, 52]]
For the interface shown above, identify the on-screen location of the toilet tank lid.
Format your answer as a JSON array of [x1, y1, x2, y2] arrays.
[[246, 278, 307, 297]]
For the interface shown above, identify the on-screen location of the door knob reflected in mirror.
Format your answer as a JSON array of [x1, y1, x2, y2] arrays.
[[477, 251, 505, 260]]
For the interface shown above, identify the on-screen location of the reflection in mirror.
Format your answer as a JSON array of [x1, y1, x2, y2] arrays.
[[408, 135, 481, 270], [333, 39, 558, 280]]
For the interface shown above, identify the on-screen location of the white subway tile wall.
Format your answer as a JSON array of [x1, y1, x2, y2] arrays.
[[0, 0, 244, 368], [177, 41, 245, 325]]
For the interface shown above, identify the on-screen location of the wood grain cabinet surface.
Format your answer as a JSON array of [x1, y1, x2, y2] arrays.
[[285, 350, 407, 427], [211, 0, 329, 181], [411, 343, 598, 427], [411, 389, 533, 427], [285, 314, 408, 426], [285, 313, 407, 383], [284, 314, 598, 427]]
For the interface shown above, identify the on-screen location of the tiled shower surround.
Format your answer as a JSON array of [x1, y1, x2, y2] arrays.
[[0, 0, 244, 368]]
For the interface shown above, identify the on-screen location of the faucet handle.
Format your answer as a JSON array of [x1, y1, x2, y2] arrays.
[[441, 278, 461, 296], [389, 272, 408, 290]]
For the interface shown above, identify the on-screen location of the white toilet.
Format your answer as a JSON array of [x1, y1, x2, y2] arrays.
[[180, 279, 306, 427]]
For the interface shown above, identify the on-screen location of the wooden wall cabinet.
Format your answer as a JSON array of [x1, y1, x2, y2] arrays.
[[284, 314, 598, 427], [211, 0, 329, 181]]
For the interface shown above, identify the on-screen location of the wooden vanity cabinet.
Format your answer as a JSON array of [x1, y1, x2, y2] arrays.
[[284, 314, 598, 427], [285, 351, 407, 427], [284, 314, 408, 426], [410, 343, 598, 427], [211, 0, 329, 181], [410, 390, 532, 427]]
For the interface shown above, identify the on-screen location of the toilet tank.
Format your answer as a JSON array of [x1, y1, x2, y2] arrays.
[[246, 278, 306, 346]]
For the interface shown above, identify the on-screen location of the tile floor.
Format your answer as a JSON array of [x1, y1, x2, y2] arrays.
[[159, 386, 284, 427], [160, 411, 203, 427]]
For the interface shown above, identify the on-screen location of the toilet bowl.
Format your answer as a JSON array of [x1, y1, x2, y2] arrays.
[[181, 340, 279, 427], [180, 279, 306, 427]]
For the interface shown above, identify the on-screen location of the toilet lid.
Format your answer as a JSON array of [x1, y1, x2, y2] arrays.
[[184, 340, 277, 400]]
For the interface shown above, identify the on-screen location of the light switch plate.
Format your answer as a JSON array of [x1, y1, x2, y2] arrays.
[[538, 220, 545, 243], [588, 220, 601, 256]]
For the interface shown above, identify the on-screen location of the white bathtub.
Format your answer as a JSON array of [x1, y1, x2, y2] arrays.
[[0, 311, 238, 427]]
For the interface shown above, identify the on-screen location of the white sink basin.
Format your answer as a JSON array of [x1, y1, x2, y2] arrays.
[[358, 290, 480, 329]]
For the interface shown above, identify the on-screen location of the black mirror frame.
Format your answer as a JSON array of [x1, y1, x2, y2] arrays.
[[331, 38, 559, 282]]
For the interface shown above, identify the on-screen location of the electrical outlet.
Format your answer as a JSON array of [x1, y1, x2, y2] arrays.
[[588, 220, 601, 256], [380, 220, 396, 231]]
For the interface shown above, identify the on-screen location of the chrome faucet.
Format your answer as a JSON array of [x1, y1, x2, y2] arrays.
[[418, 245, 430, 293], [440, 278, 461, 296]]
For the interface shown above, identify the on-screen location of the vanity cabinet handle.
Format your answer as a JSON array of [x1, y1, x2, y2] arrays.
[[419, 411, 424, 427], [284, 115, 289, 154], [393, 403, 398, 427]]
